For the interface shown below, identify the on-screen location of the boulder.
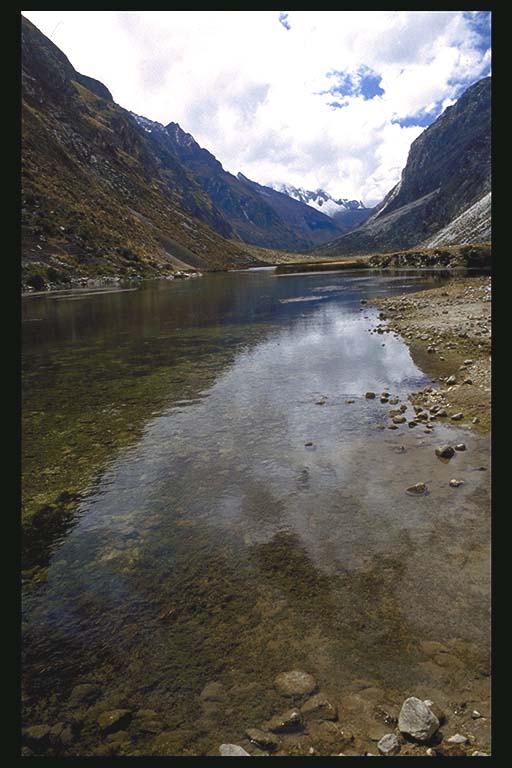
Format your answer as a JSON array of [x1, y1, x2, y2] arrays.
[[398, 697, 439, 742]]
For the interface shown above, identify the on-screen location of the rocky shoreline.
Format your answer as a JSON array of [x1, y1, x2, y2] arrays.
[[372, 276, 491, 434]]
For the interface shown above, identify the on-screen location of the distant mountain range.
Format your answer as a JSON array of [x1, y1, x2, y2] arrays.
[[269, 183, 368, 218], [318, 77, 491, 258]]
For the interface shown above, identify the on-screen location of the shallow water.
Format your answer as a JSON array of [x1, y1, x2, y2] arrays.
[[22, 271, 490, 755]]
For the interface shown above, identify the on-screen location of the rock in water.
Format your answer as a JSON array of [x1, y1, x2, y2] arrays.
[[365, 391, 376, 399], [377, 733, 401, 755], [449, 479, 464, 488], [406, 483, 427, 495], [451, 412, 464, 421], [245, 728, 280, 751], [219, 744, 250, 756], [274, 670, 317, 697], [97, 709, 132, 734], [265, 709, 303, 733], [435, 445, 455, 459], [454, 443, 466, 451], [447, 734, 468, 744], [398, 697, 440, 742], [393, 415, 407, 424], [301, 693, 337, 721]]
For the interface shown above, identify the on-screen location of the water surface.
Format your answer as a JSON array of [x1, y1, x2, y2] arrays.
[[22, 271, 490, 755]]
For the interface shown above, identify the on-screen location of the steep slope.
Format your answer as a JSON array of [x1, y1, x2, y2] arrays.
[[318, 77, 491, 257], [131, 114, 345, 250], [21, 16, 265, 288]]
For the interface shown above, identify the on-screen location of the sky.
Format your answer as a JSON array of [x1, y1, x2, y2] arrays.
[[21, 10, 491, 207]]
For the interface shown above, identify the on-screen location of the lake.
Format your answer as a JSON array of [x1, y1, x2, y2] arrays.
[[21, 270, 490, 756]]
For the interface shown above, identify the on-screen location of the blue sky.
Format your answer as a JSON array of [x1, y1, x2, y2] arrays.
[[22, 10, 491, 206]]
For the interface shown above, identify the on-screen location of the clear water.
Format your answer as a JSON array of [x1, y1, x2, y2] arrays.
[[22, 271, 490, 756]]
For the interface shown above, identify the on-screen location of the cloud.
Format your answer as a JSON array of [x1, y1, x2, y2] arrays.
[[22, 10, 491, 206]]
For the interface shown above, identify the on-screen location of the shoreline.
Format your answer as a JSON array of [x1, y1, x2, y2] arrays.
[[372, 276, 491, 434]]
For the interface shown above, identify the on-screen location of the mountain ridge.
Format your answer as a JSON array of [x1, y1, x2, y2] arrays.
[[317, 77, 491, 257]]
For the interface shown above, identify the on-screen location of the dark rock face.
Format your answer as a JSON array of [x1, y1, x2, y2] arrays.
[[319, 77, 491, 257]]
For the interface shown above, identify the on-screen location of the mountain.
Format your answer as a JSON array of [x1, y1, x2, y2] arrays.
[[271, 183, 369, 219], [129, 114, 346, 250], [22, 16, 267, 289], [318, 77, 491, 258]]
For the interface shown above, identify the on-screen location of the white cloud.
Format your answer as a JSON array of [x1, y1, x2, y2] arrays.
[[22, 10, 491, 206]]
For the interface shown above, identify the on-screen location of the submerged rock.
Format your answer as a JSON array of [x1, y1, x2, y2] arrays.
[[301, 693, 337, 721], [246, 728, 280, 751], [377, 733, 401, 755], [22, 725, 51, 749], [365, 392, 376, 399], [69, 683, 101, 706], [398, 697, 439, 742], [274, 670, 317, 697], [406, 482, 427, 495], [97, 709, 132, 735], [435, 445, 455, 459], [219, 744, 250, 756], [265, 708, 303, 733]]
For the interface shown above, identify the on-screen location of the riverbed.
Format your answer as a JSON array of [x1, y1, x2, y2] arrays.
[[21, 270, 491, 756]]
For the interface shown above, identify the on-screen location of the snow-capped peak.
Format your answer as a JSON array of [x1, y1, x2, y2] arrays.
[[269, 183, 366, 218]]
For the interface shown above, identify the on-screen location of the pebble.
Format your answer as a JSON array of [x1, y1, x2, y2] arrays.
[[408, 421, 418, 428], [346, 399, 355, 404], [451, 413, 464, 421], [446, 375, 457, 385], [406, 483, 427, 495], [454, 443, 466, 451], [220, 744, 250, 756], [393, 415, 407, 424], [472, 751, 489, 756], [304, 441, 314, 447], [426, 747, 437, 756], [471, 710, 483, 719], [365, 392, 376, 399], [435, 445, 455, 459], [377, 733, 401, 755], [463, 378, 473, 385], [447, 734, 468, 744], [449, 479, 464, 488], [472, 417, 480, 424]]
